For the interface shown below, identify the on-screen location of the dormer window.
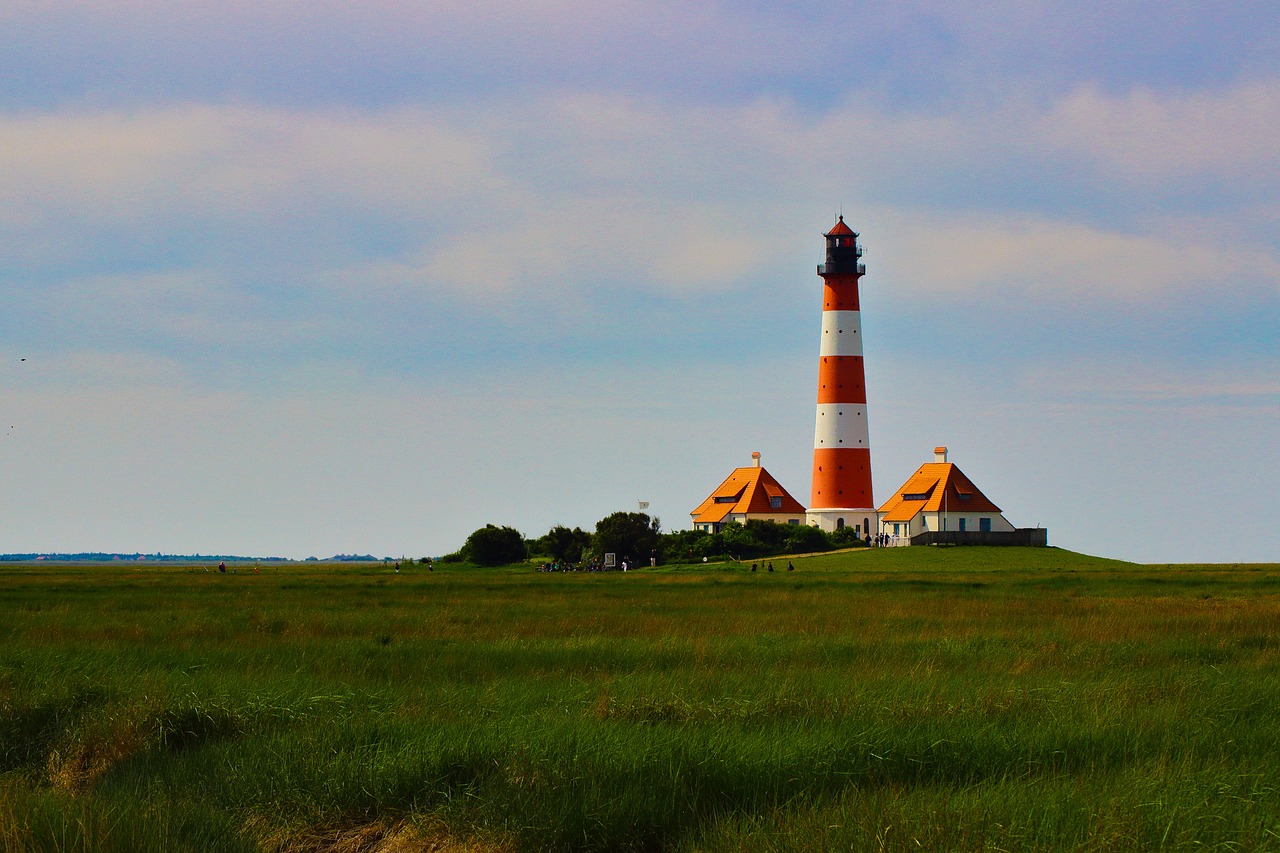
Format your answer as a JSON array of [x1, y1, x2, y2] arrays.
[[770, 497, 782, 509]]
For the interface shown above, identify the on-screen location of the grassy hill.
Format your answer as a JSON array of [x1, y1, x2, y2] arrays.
[[3, 548, 1279, 851]]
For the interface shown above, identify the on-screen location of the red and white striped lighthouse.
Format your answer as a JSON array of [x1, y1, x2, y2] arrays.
[[806, 216, 876, 535]]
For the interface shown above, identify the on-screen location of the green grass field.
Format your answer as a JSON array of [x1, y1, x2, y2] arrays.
[[3, 547, 1280, 851]]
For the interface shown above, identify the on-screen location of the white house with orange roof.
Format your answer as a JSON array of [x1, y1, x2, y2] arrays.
[[690, 452, 807, 533], [876, 447, 1016, 541]]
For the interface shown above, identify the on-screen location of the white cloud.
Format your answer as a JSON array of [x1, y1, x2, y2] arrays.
[[1017, 359, 1280, 408], [421, 199, 780, 297], [871, 209, 1280, 303], [0, 105, 497, 224], [1037, 81, 1280, 182], [3, 83, 1278, 385]]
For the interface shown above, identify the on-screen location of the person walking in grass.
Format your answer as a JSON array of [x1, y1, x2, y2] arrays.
[[767, 562, 774, 572], [787, 561, 795, 572]]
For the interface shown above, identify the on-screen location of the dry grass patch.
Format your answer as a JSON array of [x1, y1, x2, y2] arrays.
[[251, 817, 513, 853]]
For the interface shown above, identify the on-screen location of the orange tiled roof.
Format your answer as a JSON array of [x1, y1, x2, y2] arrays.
[[876, 462, 1003, 522], [690, 465, 806, 524]]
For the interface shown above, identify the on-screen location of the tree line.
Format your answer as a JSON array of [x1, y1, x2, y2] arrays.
[[441, 513, 867, 567]]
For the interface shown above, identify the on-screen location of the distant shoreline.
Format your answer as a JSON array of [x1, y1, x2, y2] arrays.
[[0, 553, 382, 563]]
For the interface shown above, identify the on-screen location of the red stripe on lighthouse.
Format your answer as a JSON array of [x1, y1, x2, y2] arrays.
[[811, 448, 874, 508], [816, 356, 866, 404], [822, 281, 861, 311]]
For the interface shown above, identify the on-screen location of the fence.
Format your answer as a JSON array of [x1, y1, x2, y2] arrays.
[[909, 528, 1048, 547]]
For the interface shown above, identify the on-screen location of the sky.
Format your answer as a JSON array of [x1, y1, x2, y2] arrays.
[[1, 1, 1278, 563]]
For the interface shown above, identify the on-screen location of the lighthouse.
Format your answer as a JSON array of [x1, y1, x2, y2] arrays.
[[806, 216, 876, 536]]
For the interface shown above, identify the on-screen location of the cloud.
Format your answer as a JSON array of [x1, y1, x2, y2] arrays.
[[7, 0, 1277, 114], [1037, 81, 1280, 183], [871, 210, 1280, 303], [3, 82, 1278, 385], [421, 200, 778, 297], [0, 104, 497, 226], [1018, 359, 1280, 409]]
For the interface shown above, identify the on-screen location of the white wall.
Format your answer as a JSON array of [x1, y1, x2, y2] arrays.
[[891, 512, 1016, 535], [807, 510, 878, 534]]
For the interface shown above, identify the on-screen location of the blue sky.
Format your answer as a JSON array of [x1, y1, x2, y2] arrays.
[[2, 1, 1277, 562]]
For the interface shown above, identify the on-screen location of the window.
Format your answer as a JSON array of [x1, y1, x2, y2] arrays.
[[959, 518, 967, 532], [770, 496, 782, 509], [788, 519, 800, 525], [713, 496, 735, 504], [893, 523, 900, 535], [836, 518, 845, 529], [980, 518, 992, 532], [903, 493, 929, 501]]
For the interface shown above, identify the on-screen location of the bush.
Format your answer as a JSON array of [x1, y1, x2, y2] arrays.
[[719, 522, 764, 559], [829, 525, 866, 547], [529, 526, 592, 563], [593, 512, 660, 565], [744, 520, 791, 551], [784, 523, 831, 554], [659, 521, 838, 563], [659, 529, 710, 564], [460, 525, 527, 566]]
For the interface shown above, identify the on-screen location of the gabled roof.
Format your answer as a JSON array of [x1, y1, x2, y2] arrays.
[[826, 215, 856, 237], [876, 462, 1003, 523], [690, 465, 806, 524]]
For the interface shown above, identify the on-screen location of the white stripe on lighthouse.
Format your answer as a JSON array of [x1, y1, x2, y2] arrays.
[[813, 403, 870, 448], [818, 310, 862, 357]]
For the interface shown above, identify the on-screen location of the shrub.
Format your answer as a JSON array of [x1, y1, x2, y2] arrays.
[[460, 525, 527, 566], [659, 529, 710, 564], [744, 520, 791, 551], [593, 512, 660, 565], [829, 525, 866, 547], [530, 526, 592, 563], [785, 523, 831, 554]]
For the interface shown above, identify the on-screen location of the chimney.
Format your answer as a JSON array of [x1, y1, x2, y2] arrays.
[[934, 446, 948, 463], [751, 451, 762, 468]]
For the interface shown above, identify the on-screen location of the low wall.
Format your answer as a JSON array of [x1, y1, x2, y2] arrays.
[[910, 528, 1048, 547]]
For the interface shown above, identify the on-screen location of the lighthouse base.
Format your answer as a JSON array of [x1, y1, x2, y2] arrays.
[[807, 509, 879, 535]]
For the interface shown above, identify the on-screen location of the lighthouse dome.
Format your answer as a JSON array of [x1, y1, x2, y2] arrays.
[[825, 215, 856, 237]]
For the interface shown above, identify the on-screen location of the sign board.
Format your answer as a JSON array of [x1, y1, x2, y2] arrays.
[[604, 553, 616, 568]]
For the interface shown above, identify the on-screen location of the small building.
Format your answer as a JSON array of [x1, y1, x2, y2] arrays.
[[877, 447, 1016, 540], [690, 452, 807, 533]]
